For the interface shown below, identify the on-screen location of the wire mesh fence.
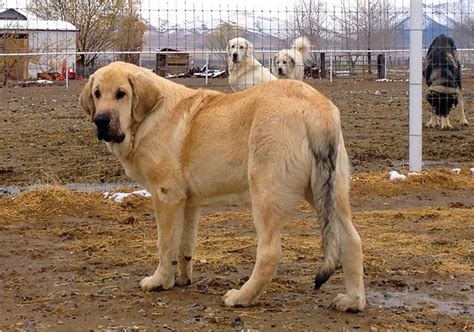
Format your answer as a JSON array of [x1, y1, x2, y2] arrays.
[[0, 1, 473, 83], [0, 0, 473, 190]]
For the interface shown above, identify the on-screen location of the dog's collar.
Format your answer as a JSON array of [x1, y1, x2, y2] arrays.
[[427, 85, 458, 95]]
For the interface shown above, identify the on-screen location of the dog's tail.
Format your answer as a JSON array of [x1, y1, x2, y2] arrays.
[[293, 36, 311, 58], [307, 107, 350, 289]]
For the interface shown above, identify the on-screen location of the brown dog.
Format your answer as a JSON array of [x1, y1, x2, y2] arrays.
[[79, 61, 366, 311]]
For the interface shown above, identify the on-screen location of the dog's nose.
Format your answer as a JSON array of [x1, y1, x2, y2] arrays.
[[94, 114, 110, 129], [278, 68, 283, 75], [232, 53, 238, 61]]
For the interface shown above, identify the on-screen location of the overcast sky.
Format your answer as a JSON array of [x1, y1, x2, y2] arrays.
[[3, 0, 418, 12], [2, 0, 461, 15]]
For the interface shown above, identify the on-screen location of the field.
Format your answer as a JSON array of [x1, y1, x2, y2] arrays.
[[0, 77, 473, 330]]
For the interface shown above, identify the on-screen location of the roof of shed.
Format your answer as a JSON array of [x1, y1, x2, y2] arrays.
[[0, 8, 77, 31]]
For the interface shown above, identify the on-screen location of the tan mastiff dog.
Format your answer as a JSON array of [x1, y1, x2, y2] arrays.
[[80, 61, 366, 312]]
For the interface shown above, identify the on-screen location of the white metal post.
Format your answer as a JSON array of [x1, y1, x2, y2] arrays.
[[409, 0, 423, 172], [329, 51, 333, 83], [65, 58, 69, 91], [205, 51, 210, 86]]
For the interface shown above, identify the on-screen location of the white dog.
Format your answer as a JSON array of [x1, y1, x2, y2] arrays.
[[227, 37, 277, 92], [272, 37, 311, 80]]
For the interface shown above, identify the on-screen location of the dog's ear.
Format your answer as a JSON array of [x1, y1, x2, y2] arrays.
[[128, 70, 163, 123], [288, 55, 296, 66], [245, 40, 254, 57], [79, 75, 95, 122]]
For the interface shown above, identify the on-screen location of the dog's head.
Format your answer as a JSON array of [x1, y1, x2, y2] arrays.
[[226, 37, 254, 65], [79, 62, 162, 144], [272, 52, 296, 78]]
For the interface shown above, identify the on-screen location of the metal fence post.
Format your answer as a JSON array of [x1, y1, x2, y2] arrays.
[[409, 0, 423, 172]]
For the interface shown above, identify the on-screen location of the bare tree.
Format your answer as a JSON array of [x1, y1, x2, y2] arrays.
[[28, 0, 146, 69], [113, 1, 147, 64], [451, 0, 474, 48], [290, 0, 326, 57], [335, 0, 397, 74], [206, 22, 245, 69]]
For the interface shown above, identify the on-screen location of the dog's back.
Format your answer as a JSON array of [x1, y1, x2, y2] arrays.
[[424, 34, 462, 121], [424, 34, 461, 90]]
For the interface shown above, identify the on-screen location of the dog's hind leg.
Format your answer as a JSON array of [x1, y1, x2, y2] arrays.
[[140, 198, 185, 291], [330, 186, 366, 312], [458, 89, 469, 126], [307, 142, 366, 312], [223, 170, 287, 307], [176, 205, 200, 287]]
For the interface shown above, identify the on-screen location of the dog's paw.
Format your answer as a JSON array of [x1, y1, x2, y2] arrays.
[[425, 121, 437, 128], [223, 289, 254, 307], [139, 275, 174, 292], [460, 119, 469, 126], [175, 275, 191, 287], [441, 125, 454, 130], [331, 293, 366, 312]]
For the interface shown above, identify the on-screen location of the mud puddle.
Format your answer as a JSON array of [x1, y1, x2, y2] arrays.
[[368, 289, 473, 316]]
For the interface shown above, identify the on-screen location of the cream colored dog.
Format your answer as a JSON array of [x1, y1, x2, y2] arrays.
[[227, 37, 277, 92], [272, 37, 311, 80], [80, 61, 366, 312]]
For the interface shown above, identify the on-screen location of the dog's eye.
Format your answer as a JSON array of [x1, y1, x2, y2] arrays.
[[240, 46, 244, 49], [116, 90, 126, 99], [231, 45, 235, 48], [94, 90, 101, 99], [283, 61, 287, 64]]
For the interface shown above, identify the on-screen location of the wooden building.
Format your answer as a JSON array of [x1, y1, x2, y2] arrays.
[[156, 48, 189, 76]]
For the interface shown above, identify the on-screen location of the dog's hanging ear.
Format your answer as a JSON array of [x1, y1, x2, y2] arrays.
[[245, 40, 254, 57], [289, 55, 296, 66], [226, 40, 231, 56], [129, 70, 163, 123], [79, 75, 95, 122]]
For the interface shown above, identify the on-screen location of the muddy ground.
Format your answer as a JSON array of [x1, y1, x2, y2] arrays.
[[0, 76, 473, 185], [0, 76, 473, 330]]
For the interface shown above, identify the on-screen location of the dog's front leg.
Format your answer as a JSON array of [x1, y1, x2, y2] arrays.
[[425, 105, 439, 128], [458, 90, 469, 126], [140, 197, 185, 292], [176, 205, 200, 287]]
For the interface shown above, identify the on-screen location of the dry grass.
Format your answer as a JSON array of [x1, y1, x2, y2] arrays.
[[0, 169, 472, 282], [0, 186, 146, 223], [350, 168, 474, 198]]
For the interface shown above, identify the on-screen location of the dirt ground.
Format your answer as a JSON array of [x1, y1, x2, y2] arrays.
[[0, 76, 473, 185], [0, 76, 473, 330]]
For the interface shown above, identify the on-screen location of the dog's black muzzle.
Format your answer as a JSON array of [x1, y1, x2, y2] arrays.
[[232, 53, 238, 63], [94, 114, 125, 143], [278, 68, 284, 75]]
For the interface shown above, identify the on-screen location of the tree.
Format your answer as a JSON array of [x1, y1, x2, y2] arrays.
[[28, 0, 146, 69], [335, 0, 397, 74], [113, 1, 147, 64], [337, 0, 397, 51], [291, 0, 327, 52], [206, 22, 245, 69]]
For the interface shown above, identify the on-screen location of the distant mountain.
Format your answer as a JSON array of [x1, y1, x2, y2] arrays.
[[141, 0, 471, 63], [396, 2, 472, 48]]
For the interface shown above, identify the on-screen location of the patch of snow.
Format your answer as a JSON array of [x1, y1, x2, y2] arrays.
[[104, 190, 151, 203], [389, 170, 406, 181], [450, 168, 461, 174]]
